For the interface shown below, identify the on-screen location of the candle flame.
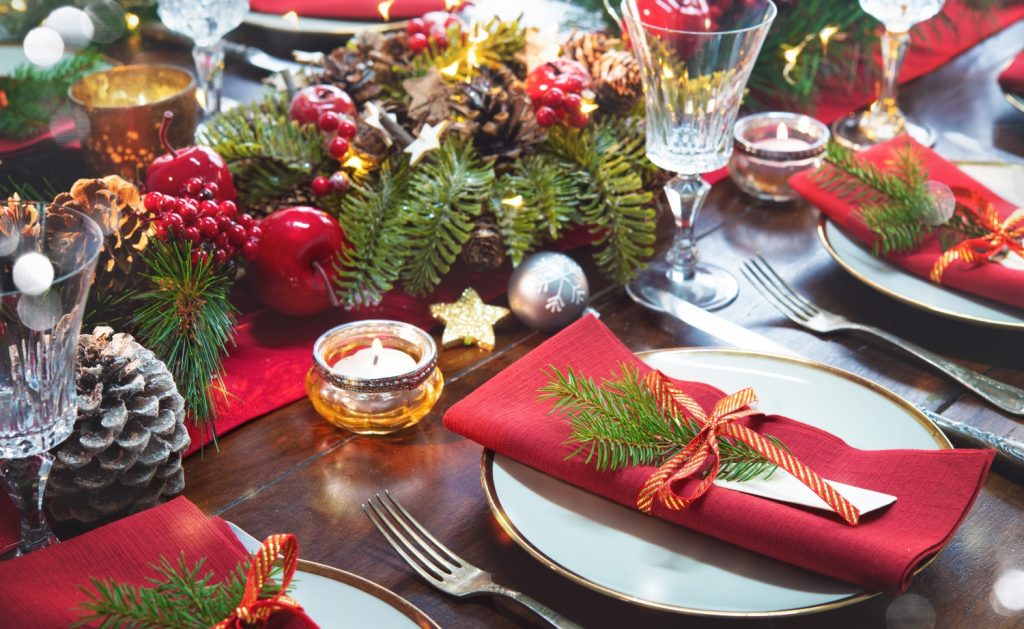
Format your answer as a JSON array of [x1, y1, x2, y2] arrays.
[[377, 0, 394, 21], [776, 123, 789, 141], [282, 10, 300, 27], [501, 195, 524, 208], [371, 337, 383, 366], [124, 12, 140, 30], [445, 0, 462, 9]]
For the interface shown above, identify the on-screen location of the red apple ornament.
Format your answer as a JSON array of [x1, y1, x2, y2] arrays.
[[250, 206, 346, 316], [289, 85, 356, 127], [146, 112, 237, 202]]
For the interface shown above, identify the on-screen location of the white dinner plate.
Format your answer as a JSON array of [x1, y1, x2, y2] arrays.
[[817, 164, 1024, 330], [229, 523, 438, 628], [244, 11, 405, 36], [481, 349, 950, 617]]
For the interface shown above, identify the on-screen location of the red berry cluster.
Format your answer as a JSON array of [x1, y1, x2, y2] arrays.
[[143, 186, 262, 265], [525, 60, 594, 129], [405, 11, 462, 54], [311, 109, 358, 197]]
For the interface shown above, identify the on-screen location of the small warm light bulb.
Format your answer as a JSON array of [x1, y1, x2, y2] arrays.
[[343, 154, 367, 172], [441, 60, 460, 77], [776, 123, 789, 141], [819, 25, 840, 46], [501, 195, 524, 208], [580, 100, 599, 115], [11, 0, 26, 11], [124, 11, 140, 31], [377, 0, 394, 21], [282, 10, 299, 27]]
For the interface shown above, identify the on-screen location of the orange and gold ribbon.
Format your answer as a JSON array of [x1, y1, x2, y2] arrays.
[[214, 533, 317, 628], [930, 191, 1024, 283], [636, 371, 860, 526]]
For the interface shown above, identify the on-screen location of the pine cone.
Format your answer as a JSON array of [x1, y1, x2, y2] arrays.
[[250, 185, 319, 218], [46, 327, 190, 527], [450, 78, 545, 166], [592, 50, 642, 115], [320, 32, 412, 105], [562, 31, 618, 74], [462, 216, 506, 271]]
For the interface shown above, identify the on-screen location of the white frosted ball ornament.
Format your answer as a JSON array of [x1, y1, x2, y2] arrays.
[[43, 7, 95, 49], [13, 252, 55, 296], [23, 27, 65, 68]]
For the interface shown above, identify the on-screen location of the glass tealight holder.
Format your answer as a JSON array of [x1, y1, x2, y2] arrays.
[[306, 320, 443, 435], [728, 112, 829, 203]]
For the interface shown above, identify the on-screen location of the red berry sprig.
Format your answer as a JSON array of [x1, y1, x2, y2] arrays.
[[525, 59, 594, 129], [308, 106, 360, 197], [405, 11, 462, 55], [143, 191, 262, 265]]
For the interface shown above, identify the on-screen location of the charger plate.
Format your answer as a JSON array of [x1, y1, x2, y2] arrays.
[[480, 348, 950, 618]]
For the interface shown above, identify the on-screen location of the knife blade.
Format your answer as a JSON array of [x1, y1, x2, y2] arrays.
[[639, 288, 1024, 476]]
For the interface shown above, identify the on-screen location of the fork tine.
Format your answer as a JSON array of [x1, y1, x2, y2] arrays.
[[363, 500, 446, 583], [382, 490, 466, 567], [752, 254, 821, 315], [377, 491, 462, 572], [745, 257, 816, 319], [741, 260, 812, 323]]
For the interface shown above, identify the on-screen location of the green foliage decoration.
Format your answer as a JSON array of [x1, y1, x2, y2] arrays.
[[0, 52, 103, 140]]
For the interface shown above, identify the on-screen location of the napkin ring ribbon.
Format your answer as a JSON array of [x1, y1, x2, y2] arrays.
[[930, 189, 1024, 283], [636, 371, 860, 526], [214, 533, 317, 628]]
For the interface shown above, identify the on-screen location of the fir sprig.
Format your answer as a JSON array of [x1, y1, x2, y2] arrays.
[[540, 364, 786, 483], [0, 52, 104, 140], [131, 241, 237, 443], [415, 17, 526, 83]]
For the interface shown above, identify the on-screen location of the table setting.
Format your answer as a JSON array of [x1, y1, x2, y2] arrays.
[[0, 0, 1023, 627]]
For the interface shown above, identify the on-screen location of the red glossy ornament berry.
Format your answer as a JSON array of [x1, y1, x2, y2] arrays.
[[525, 60, 592, 103], [216, 215, 233, 233], [406, 18, 426, 35], [289, 85, 356, 126], [317, 111, 340, 133], [218, 200, 238, 219], [237, 213, 255, 229], [215, 233, 230, 250], [227, 224, 247, 246], [178, 204, 197, 224], [185, 177, 204, 197], [336, 116, 357, 140], [197, 216, 219, 238], [432, 32, 449, 49], [311, 176, 332, 196], [152, 221, 167, 240], [535, 106, 558, 127], [214, 248, 230, 264], [329, 171, 351, 194], [543, 87, 566, 109], [569, 111, 590, 128], [328, 136, 350, 159], [164, 212, 184, 230], [247, 224, 263, 239], [160, 195, 178, 214], [408, 32, 429, 53], [183, 226, 201, 242], [242, 238, 260, 261], [563, 93, 583, 114], [143, 192, 163, 213], [199, 200, 219, 216], [146, 111, 237, 202]]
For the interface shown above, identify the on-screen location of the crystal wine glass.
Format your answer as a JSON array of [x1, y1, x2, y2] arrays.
[[157, 0, 248, 117], [622, 0, 777, 311], [832, 0, 946, 149], [1, 201, 102, 556]]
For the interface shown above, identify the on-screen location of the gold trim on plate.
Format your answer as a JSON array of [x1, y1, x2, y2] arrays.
[[817, 217, 1024, 330], [296, 559, 440, 629], [480, 348, 950, 618]]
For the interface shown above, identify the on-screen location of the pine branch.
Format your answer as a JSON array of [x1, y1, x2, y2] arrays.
[[332, 157, 413, 306], [540, 364, 786, 483], [545, 123, 655, 284], [196, 92, 331, 207], [400, 137, 495, 295], [415, 17, 526, 82], [131, 241, 237, 443], [0, 52, 104, 140]]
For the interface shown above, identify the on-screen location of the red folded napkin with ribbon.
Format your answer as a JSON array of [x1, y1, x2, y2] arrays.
[[790, 138, 1024, 310], [248, 0, 447, 20], [0, 497, 309, 628], [444, 315, 993, 592], [999, 49, 1024, 95]]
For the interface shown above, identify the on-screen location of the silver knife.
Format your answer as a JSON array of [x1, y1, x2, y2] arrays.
[[641, 288, 1024, 476]]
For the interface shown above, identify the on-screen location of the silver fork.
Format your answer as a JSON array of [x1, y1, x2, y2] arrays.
[[741, 254, 1024, 416], [363, 491, 583, 629]]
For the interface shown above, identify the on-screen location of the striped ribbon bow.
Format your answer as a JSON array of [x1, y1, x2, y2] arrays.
[[635, 370, 860, 526], [214, 533, 317, 628], [930, 190, 1024, 283]]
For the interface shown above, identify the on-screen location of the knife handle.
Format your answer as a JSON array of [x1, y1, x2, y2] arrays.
[[922, 409, 1024, 479]]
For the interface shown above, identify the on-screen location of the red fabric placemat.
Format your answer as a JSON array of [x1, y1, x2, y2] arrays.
[[444, 315, 994, 592], [790, 137, 1024, 309], [0, 497, 249, 627], [999, 48, 1024, 94], [248, 0, 447, 20]]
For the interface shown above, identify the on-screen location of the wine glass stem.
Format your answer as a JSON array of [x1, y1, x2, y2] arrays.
[[862, 29, 910, 140], [1, 453, 58, 556], [664, 174, 710, 283], [193, 42, 226, 117]]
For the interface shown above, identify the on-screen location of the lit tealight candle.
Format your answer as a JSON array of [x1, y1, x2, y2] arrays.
[[729, 112, 829, 203], [752, 123, 812, 152], [331, 337, 417, 379]]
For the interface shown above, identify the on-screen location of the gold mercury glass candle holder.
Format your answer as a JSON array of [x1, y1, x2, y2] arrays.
[[728, 112, 829, 203], [69, 64, 198, 181], [306, 320, 444, 435]]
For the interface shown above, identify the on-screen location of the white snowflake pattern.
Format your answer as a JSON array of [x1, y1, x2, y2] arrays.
[[527, 256, 587, 313]]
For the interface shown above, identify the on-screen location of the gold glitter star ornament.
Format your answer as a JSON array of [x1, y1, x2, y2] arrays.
[[430, 288, 510, 351]]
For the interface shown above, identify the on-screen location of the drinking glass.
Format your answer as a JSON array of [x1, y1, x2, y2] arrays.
[[622, 0, 777, 311], [1, 202, 102, 556], [832, 0, 946, 149], [157, 0, 248, 116]]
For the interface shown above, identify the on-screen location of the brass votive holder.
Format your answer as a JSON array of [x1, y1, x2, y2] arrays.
[[69, 65, 198, 181], [306, 320, 444, 435], [728, 112, 829, 203]]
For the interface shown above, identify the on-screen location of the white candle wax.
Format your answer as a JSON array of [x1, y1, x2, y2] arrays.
[[753, 123, 811, 152], [331, 337, 417, 379]]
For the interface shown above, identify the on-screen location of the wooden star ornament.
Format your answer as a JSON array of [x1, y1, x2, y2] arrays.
[[405, 120, 449, 166], [430, 287, 510, 351]]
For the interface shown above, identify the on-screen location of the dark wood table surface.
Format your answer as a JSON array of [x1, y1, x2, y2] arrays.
[[13, 16, 1024, 629]]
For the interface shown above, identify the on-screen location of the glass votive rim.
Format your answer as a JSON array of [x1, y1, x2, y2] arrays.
[[68, 64, 196, 110], [733, 112, 830, 161], [311, 320, 438, 394]]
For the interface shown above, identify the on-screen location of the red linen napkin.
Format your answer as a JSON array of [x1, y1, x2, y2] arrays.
[[790, 138, 1024, 310], [248, 0, 447, 20], [0, 497, 250, 627], [999, 49, 1024, 95], [444, 315, 994, 592]]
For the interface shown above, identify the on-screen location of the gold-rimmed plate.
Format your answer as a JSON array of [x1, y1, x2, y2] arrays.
[[244, 12, 407, 36], [480, 348, 950, 618], [229, 523, 439, 628], [1007, 91, 1024, 114]]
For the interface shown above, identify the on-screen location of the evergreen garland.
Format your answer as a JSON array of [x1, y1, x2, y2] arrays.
[[540, 364, 786, 482], [0, 52, 104, 140], [413, 16, 527, 83]]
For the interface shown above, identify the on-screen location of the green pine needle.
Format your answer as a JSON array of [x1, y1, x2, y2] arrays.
[[540, 364, 786, 482], [0, 52, 104, 140], [131, 240, 237, 444]]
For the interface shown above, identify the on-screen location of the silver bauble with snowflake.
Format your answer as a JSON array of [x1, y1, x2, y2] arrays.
[[508, 252, 590, 332]]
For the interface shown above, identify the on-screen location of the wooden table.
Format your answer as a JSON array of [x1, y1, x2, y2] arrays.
[[22, 17, 1024, 629]]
